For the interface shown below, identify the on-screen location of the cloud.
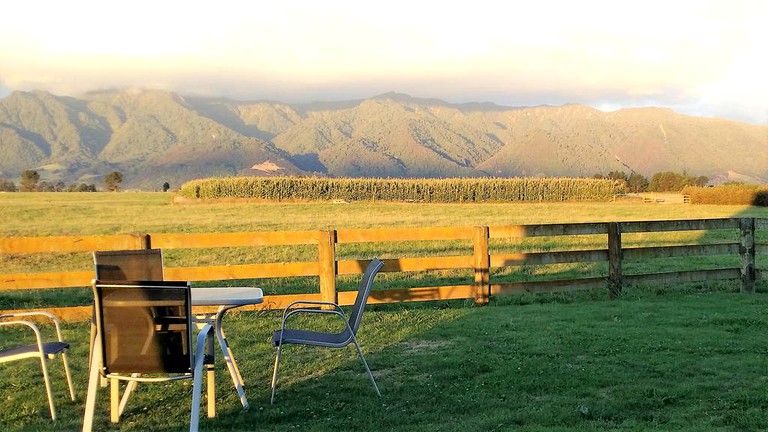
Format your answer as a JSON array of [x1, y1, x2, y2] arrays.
[[1, 0, 766, 124]]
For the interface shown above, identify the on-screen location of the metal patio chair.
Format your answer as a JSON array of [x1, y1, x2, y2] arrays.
[[270, 258, 384, 403], [91, 248, 167, 358], [83, 280, 213, 432], [91, 248, 184, 401], [0, 311, 76, 420]]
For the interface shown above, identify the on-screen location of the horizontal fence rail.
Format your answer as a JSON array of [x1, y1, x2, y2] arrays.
[[1, 218, 765, 321]]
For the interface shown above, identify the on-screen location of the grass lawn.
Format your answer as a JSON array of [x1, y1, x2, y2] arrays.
[[1, 193, 767, 430], [1, 285, 767, 431]]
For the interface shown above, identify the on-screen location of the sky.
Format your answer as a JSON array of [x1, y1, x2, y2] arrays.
[[1, 0, 766, 124]]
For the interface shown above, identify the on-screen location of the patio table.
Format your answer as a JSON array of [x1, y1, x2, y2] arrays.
[[190, 286, 263, 411]]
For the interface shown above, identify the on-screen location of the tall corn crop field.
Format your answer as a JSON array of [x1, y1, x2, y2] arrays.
[[178, 176, 625, 202]]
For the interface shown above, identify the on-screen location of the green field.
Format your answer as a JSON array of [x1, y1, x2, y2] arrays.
[[2, 192, 766, 237], [1, 192, 766, 309], [1, 193, 767, 431]]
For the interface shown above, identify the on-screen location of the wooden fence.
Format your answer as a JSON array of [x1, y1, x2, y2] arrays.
[[1, 218, 765, 321]]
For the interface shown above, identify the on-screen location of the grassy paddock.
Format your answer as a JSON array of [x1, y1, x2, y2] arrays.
[[1, 192, 766, 310], [1, 286, 767, 431], [1, 193, 768, 430]]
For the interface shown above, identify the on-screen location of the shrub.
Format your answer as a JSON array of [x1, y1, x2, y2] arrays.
[[682, 185, 768, 206]]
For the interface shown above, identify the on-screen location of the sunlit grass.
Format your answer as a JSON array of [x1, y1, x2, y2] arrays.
[[1, 192, 766, 310], [1, 193, 767, 430], [1, 286, 767, 431]]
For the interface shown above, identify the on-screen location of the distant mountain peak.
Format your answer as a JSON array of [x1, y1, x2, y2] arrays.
[[0, 88, 765, 189]]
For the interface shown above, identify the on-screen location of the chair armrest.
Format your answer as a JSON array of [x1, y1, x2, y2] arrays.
[[0, 320, 46, 355], [283, 300, 341, 310], [280, 308, 348, 333], [281, 300, 344, 321], [1, 311, 65, 342]]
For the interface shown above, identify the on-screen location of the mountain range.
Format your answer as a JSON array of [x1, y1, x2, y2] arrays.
[[0, 89, 766, 190]]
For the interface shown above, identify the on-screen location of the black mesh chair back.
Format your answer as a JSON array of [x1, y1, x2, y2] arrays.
[[94, 249, 164, 281], [347, 258, 385, 335], [84, 280, 212, 432], [93, 280, 192, 375]]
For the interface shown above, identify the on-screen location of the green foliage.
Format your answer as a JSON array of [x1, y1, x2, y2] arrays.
[[67, 183, 96, 192], [683, 184, 768, 206], [594, 171, 652, 193], [103, 171, 124, 191], [648, 171, 707, 192], [627, 173, 649, 192], [19, 169, 40, 192], [179, 176, 625, 202], [162, 181, 171, 192], [0, 178, 17, 192]]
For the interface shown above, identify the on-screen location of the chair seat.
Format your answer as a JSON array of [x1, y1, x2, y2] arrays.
[[0, 341, 70, 362], [273, 328, 352, 348]]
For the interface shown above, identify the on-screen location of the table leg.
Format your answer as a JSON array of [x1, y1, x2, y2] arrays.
[[215, 307, 249, 409], [82, 338, 102, 432], [205, 329, 216, 418]]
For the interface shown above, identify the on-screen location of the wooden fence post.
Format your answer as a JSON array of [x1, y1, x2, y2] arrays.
[[473, 226, 490, 305], [739, 218, 756, 293], [607, 222, 623, 298], [318, 230, 337, 304]]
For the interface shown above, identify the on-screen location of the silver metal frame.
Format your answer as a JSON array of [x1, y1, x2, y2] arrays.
[[83, 280, 213, 432], [0, 311, 76, 421], [270, 258, 384, 404]]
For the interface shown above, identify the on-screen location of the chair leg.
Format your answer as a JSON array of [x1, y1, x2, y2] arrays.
[[61, 351, 76, 401], [118, 377, 139, 417], [191, 324, 212, 432], [270, 343, 284, 404], [350, 334, 381, 397], [110, 378, 120, 423], [82, 340, 102, 432], [39, 354, 57, 420]]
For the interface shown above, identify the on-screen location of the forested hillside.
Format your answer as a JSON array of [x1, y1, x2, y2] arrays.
[[0, 89, 765, 189]]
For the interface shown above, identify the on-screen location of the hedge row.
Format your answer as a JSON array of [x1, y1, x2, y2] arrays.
[[681, 185, 768, 206], [178, 176, 625, 203]]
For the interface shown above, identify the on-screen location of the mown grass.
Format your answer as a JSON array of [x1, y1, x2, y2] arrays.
[[1, 192, 767, 430], [1, 284, 767, 431]]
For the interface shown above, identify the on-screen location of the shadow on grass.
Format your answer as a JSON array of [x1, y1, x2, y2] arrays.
[[210, 291, 768, 432]]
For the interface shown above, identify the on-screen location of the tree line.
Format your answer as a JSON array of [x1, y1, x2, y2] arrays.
[[0, 170, 123, 192], [593, 171, 709, 193]]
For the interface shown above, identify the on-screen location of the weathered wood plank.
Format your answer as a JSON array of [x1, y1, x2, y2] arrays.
[[150, 231, 320, 248], [164, 262, 319, 281], [0, 285, 478, 322], [473, 226, 490, 304], [318, 230, 337, 304], [337, 226, 474, 243], [0, 270, 92, 290], [624, 268, 740, 285], [0, 234, 146, 254], [337, 256, 471, 275], [621, 219, 739, 233], [740, 218, 756, 293], [491, 277, 606, 295], [608, 222, 623, 297], [490, 250, 608, 267], [489, 223, 608, 238], [623, 244, 740, 260], [344, 285, 476, 305]]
